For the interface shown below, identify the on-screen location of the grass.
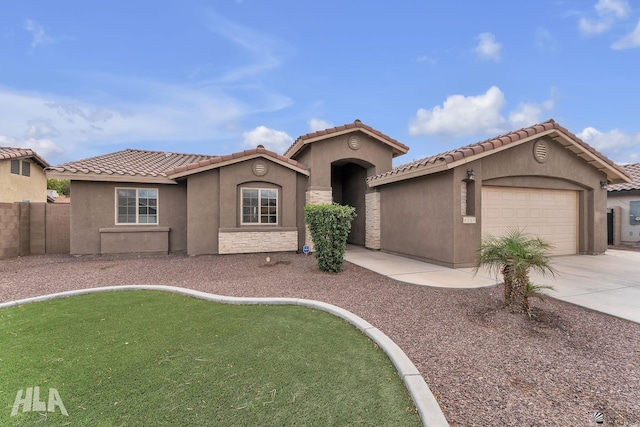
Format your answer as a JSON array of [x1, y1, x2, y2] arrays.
[[0, 290, 420, 426]]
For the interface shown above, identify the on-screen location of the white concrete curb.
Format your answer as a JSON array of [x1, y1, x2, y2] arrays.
[[0, 285, 449, 427]]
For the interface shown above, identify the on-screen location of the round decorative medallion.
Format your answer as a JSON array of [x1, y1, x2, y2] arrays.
[[252, 160, 268, 176], [533, 140, 549, 163], [348, 135, 360, 150]]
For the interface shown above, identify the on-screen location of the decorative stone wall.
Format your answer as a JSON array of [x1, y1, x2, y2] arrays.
[[304, 189, 333, 251], [365, 191, 381, 250], [218, 229, 298, 254]]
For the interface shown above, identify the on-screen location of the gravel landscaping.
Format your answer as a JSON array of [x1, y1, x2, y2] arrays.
[[1, 252, 639, 426]]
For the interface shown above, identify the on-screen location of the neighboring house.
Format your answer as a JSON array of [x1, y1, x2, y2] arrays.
[[47, 119, 631, 267], [0, 147, 50, 203], [607, 163, 640, 246]]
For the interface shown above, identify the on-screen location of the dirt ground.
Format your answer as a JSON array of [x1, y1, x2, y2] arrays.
[[1, 251, 639, 426]]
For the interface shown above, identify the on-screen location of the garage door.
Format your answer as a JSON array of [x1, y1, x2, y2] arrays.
[[482, 187, 577, 255]]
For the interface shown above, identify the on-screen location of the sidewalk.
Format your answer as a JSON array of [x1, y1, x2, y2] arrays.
[[345, 245, 497, 288]]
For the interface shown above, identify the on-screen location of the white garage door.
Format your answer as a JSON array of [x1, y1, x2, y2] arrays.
[[482, 187, 578, 255]]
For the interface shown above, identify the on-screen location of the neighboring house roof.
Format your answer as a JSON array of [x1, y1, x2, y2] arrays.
[[0, 146, 50, 168], [608, 163, 640, 192], [47, 147, 309, 184], [284, 119, 410, 159], [47, 149, 217, 184], [367, 119, 632, 187], [165, 145, 308, 179], [54, 195, 70, 204]]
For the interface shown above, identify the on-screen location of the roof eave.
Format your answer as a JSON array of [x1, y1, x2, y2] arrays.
[[46, 170, 177, 184], [368, 127, 633, 187], [285, 127, 408, 159], [166, 153, 309, 179]]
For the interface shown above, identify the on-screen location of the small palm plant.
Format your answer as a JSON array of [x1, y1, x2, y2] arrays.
[[475, 227, 557, 315]]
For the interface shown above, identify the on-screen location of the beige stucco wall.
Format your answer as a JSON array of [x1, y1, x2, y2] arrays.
[[185, 157, 307, 255], [70, 180, 187, 255], [186, 170, 220, 255], [291, 132, 395, 189], [380, 169, 456, 266], [607, 193, 640, 245], [377, 136, 609, 268], [0, 158, 47, 203]]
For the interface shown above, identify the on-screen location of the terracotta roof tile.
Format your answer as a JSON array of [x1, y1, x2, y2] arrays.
[[367, 119, 630, 185], [47, 149, 216, 179], [0, 146, 50, 168], [609, 163, 640, 191], [164, 146, 308, 177], [49, 146, 309, 181]]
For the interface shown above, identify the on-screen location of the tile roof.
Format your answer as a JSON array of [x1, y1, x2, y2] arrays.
[[367, 119, 631, 186], [284, 119, 409, 159], [47, 149, 216, 181], [164, 145, 308, 177], [47, 147, 309, 183], [608, 163, 640, 191], [0, 146, 50, 168]]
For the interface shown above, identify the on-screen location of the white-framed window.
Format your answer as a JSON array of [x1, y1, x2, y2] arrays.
[[116, 188, 158, 224], [241, 188, 277, 225]]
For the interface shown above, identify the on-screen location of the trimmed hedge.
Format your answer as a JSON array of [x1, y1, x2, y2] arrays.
[[304, 203, 357, 273]]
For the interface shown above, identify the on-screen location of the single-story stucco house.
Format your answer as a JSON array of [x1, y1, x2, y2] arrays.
[[607, 163, 640, 247], [46, 119, 631, 268]]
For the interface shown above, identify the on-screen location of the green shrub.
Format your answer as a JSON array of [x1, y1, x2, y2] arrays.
[[305, 203, 356, 273]]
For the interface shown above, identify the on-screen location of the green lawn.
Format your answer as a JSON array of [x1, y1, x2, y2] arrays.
[[1, 290, 420, 426]]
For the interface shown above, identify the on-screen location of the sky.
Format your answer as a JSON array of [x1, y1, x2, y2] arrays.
[[1, 0, 639, 167]]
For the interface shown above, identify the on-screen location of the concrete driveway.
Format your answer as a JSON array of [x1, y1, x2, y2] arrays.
[[346, 246, 640, 324], [530, 249, 640, 324]]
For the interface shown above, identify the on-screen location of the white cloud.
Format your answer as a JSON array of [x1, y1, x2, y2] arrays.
[[535, 28, 558, 51], [475, 33, 502, 62], [0, 78, 272, 164], [578, 126, 640, 162], [308, 118, 333, 132], [409, 86, 555, 138], [612, 19, 640, 49], [242, 126, 293, 153], [579, 0, 630, 35], [24, 19, 54, 48], [595, 0, 630, 18], [416, 55, 436, 64], [0, 134, 64, 160]]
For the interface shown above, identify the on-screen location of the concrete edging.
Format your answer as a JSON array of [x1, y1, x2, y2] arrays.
[[0, 285, 449, 427]]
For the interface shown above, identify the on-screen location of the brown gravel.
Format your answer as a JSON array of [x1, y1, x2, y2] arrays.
[[1, 252, 639, 426]]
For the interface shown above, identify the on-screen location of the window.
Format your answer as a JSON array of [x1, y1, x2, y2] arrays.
[[241, 188, 277, 225], [631, 201, 640, 225], [10, 159, 19, 174], [116, 188, 158, 224], [21, 161, 30, 177]]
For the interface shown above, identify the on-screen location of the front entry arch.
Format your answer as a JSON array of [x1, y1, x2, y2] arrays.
[[331, 161, 369, 245]]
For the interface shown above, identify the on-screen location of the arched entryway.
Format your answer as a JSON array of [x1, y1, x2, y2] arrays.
[[331, 160, 371, 245]]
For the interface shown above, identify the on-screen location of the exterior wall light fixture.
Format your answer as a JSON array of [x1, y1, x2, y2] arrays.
[[466, 169, 475, 182], [600, 180, 608, 190]]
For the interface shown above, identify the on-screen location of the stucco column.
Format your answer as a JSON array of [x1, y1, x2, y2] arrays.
[[304, 188, 333, 250], [365, 190, 381, 250]]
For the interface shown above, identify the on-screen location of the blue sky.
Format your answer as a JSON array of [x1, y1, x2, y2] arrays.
[[1, 0, 639, 166]]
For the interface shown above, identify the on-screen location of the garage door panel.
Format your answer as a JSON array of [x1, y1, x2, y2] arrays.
[[482, 187, 577, 255]]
